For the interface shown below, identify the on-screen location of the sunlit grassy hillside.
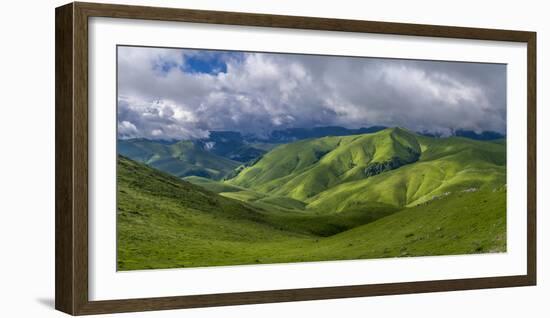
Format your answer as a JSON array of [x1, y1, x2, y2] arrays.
[[227, 128, 505, 211]]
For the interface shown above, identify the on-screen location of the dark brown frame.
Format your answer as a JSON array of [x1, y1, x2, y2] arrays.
[[55, 2, 537, 315]]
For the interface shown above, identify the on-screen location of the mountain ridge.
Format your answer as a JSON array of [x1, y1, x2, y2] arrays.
[[225, 127, 506, 211]]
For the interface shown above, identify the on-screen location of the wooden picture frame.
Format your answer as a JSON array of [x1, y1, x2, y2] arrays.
[[55, 2, 536, 315]]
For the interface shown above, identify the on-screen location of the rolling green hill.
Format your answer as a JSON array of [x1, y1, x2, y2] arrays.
[[118, 155, 506, 270], [227, 128, 421, 200], [227, 128, 506, 212], [307, 134, 505, 212], [118, 139, 240, 180]]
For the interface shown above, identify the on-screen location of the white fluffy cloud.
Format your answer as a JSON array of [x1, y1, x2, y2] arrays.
[[117, 46, 506, 140]]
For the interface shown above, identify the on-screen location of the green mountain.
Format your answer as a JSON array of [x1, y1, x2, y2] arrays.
[[228, 128, 419, 199], [118, 139, 240, 180], [118, 154, 506, 270], [227, 128, 506, 211]]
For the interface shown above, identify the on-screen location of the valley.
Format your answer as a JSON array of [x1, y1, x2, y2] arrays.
[[117, 127, 506, 270]]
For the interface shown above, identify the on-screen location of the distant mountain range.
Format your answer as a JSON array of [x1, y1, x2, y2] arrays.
[[217, 126, 504, 144], [418, 129, 505, 140], [253, 126, 388, 143]]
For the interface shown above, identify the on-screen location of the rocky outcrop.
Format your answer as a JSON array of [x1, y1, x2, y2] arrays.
[[364, 147, 420, 177]]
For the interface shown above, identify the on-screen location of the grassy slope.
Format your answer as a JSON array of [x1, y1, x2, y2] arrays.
[[117, 156, 312, 270], [268, 188, 506, 263], [322, 188, 506, 258], [183, 176, 245, 193], [118, 139, 239, 180], [118, 155, 506, 270], [184, 176, 308, 210]]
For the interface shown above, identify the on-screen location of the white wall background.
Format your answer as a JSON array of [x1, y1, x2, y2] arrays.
[[0, 0, 547, 316]]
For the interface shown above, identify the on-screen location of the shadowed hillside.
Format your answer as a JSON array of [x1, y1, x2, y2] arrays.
[[118, 139, 240, 180]]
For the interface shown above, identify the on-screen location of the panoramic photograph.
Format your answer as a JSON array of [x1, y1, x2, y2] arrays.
[[116, 45, 507, 271]]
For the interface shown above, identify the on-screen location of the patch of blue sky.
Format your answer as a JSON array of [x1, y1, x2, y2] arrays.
[[181, 50, 246, 75]]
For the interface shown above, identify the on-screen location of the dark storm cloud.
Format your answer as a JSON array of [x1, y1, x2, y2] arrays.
[[117, 46, 506, 140]]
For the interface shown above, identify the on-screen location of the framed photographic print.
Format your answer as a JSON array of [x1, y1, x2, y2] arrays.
[[55, 2, 536, 315]]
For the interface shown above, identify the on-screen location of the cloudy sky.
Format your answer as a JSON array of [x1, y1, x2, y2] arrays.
[[117, 46, 506, 140]]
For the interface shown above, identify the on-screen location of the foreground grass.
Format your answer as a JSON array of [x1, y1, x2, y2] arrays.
[[291, 188, 506, 261]]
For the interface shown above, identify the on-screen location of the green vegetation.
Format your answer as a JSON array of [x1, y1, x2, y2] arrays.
[[117, 156, 310, 270], [183, 176, 245, 193], [118, 139, 239, 180], [117, 128, 507, 270], [229, 128, 505, 209]]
